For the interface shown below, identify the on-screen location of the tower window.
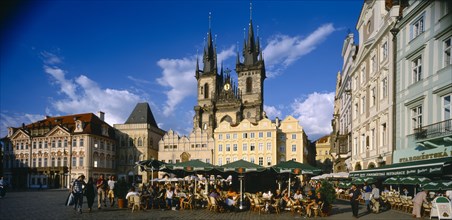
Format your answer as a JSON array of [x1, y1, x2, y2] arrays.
[[246, 77, 252, 93], [204, 83, 209, 99]]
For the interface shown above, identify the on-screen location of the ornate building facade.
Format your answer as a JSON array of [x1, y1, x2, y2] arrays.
[[114, 103, 165, 184], [393, 0, 451, 163], [3, 112, 116, 189]]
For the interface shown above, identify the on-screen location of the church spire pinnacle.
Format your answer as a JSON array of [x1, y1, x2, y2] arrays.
[[202, 12, 217, 74]]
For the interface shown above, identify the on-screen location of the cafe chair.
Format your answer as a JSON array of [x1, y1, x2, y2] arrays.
[[130, 195, 141, 212]]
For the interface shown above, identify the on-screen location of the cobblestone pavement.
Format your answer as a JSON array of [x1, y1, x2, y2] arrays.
[[0, 189, 417, 220]]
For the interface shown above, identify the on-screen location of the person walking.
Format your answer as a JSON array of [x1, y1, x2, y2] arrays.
[[96, 174, 108, 209], [412, 189, 429, 218], [0, 176, 5, 198], [71, 175, 86, 214], [363, 182, 372, 213], [350, 184, 361, 218], [84, 177, 96, 212], [107, 176, 117, 207]]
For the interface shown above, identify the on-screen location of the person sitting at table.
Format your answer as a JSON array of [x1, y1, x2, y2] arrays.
[[263, 189, 273, 200], [280, 192, 291, 209], [293, 189, 303, 200], [307, 190, 315, 200], [306, 192, 323, 217], [126, 186, 140, 208]]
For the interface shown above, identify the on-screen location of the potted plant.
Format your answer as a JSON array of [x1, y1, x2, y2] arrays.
[[317, 179, 336, 216], [115, 177, 129, 208]]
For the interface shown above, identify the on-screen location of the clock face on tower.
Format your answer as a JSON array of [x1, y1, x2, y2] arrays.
[[224, 83, 231, 91]]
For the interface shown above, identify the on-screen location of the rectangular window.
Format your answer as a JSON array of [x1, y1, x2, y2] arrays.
[[79, 157, 84, 167], [371, 128, 375, 150], [371, 87, 376, 107], [292, 144, 296, 152], [381, 41, 388, 60], [94, 160, 98, 168], [233, 144, 238, 151], [411, 15, 424, 39], [443, 94, 451, 120], [258, 157, 263, 166], [206, 159, 210, 164], [79, 139, 84, 147], [361, 96, 366, 114], [39, 141, 42, 149], [218, 134, 223, 140], [242, 156, 247, 161], [51, 140, 55, 148], [250, 157, 255, 164], [361, 134, 366, 153], [353, 137, 358, 155], [361, 67, 366, 84], [382, 77, 388, 99], [226, 144, 230, 152], [243, 143, 247, 151], [280, 145, 285, 152], [267, 157, 271, 166], [218, 144, 223, 152], [243, 133, 247, 138], [233, 157, 237, 162], [20, 143, 23, 150], [258, 143, 263, 151], [233, 133, 237, 139], [218, 158, 223, 166], [72, 157, 76, 167], [411, 105, 423, 130], [63, 157, 68, 166], [33, 142, 36, 149], [444, 37, 451, 67], [381, 123, 387, 146], [226, 158, 230, 164], [412, 56, 422, 83], [72, 139, 76, 147], [58, 140, 62, 148], [250, 133, 255, 138], [226, 134, 230, 139], [267, 132, 271, 137], [258, 132, 263, 138], [51, 158, 55, 167], [64, 140, 68, 148], [33, 158, 36, 167], [44, 142, 48, 148], [250, 143, 255, 151], [266, 142, 271, 151], [371, 55, 377, 73], [292, 134, 296, 139]]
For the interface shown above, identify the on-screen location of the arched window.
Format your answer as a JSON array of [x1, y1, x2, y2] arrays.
[[137, 137, 143, 147], [246, 77, 252, 93], [204, 83, 209, 98]]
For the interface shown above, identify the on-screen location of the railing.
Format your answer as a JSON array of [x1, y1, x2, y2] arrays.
[[414, 119, 452, 140]]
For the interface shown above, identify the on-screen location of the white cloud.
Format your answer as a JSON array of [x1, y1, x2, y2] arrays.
[[263, 23, 336, 77], [264, 105, 282, 119], [41, 55, 143, 125], [40, 51, 63, 65], [156, 46, 235, 116], [291, 92, 335, 139], [128, 76, 151, 85], [0, 112, 45, 137]]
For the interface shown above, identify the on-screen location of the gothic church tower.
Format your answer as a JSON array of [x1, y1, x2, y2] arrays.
[[236, 15, 266, 124]]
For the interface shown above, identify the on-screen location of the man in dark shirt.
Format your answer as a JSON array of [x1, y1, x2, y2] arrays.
[[350, 184, 361, 218]]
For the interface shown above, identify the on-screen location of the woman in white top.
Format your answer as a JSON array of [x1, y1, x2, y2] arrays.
[[165, 185, 174, 209]]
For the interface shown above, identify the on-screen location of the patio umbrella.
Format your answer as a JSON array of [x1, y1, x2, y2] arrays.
[[271, 160, 322, 194], [383, 176, 403, 185], [422, 180, 452, 191], [338, 181, 352, 189], [135, 159, 166, 185], [400, 176, 431, 185], [331, 172, 349, 179], [217, 160, 266, 209], [352, 177, 377, 185]]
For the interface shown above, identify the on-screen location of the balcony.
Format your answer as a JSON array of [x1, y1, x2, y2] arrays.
[[414, 119, 452, 141]]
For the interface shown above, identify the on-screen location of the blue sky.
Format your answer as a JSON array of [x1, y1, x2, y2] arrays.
[[0, 0, 362, 141]]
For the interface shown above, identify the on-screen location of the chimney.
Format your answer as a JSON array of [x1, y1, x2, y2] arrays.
[[98, 111, 105, 121]]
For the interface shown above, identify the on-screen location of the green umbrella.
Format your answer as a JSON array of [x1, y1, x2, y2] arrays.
[[352, 177, 377, 185], [338, 181, 352, 189], [271, 160, 322, 175], [400, 176, 431, 185], [422, 180, 452, 191], [217, 159, 266, 173], [383, 176, 403, 185], [161, 159, 217, 173]]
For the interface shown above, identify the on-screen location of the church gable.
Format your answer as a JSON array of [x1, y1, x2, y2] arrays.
[[10, 129, 30, 140], [45, 125, 70, 137]]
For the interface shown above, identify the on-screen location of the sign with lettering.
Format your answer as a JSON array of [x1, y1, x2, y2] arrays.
[[393, 146, 451, 163]]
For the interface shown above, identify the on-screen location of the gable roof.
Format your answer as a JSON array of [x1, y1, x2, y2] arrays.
[[125, 102, 158, 127]]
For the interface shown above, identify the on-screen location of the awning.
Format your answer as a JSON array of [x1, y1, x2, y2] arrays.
[[350, 157, 452, 178]]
